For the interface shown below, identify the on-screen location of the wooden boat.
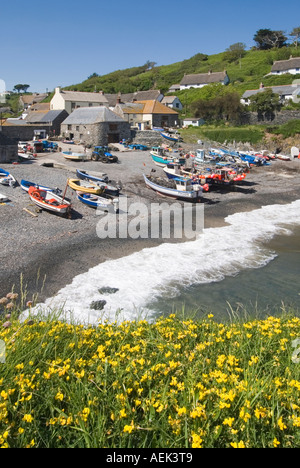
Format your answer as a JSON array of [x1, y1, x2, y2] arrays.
[[76, 169, 120, 196], [63, 151, 88, 161], [77, 192, 119, 212], [28, 186, 71, 215], [143, 174, 207, 201], [21, 179, 61, 194], [276, 153, 292, 161], [0, 169, 16, 186], [68, 178, 103, 194], [18, 153, 35, 162]]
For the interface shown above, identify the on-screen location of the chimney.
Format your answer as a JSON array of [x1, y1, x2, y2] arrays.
[[259, 82, 264, 89], [55, 86, 61, 94], [116, 92, 121, 104], [99, 90, 104, 95]]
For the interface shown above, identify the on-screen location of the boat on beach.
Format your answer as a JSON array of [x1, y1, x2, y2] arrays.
[[63, 151, 88, 161], [68, 178, 103, 194], [150, 146, 187, 167], [28, 186, 72, 215], [77, 192, 119, 212], [0, 169, 16, 186], [143, 173, 208, 201], [0, 193, 8, 202], [160, 131, 183, 143], [76, 169, 120, 196], [163, 163, 246, 186], [21, 179, 62, 194]]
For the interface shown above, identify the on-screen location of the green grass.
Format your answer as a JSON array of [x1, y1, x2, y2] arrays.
[[1, 294, 300, 448], [180, 125, 265, 144]]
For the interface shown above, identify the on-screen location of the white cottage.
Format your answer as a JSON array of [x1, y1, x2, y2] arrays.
[[271, 57, 300, 75], [50, 87, 109, 114], [180, 71, 229, 90]]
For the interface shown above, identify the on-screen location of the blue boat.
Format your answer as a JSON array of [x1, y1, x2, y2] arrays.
[[0, 169, 16, 186], [160, 131, 183, 143], [21, 179, 61, 194], [150, 147, 186, 167], [77, 192, 119, 212], [76, 169, 120, 196]]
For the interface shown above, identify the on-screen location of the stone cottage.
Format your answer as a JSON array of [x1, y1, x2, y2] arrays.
[[60, 107, 131, 146], [51, 87, 109, 114]]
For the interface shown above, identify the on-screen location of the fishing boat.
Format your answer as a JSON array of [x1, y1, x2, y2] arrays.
[[77, 192, 119, 213], [163, 163, 246, 186], [160, 131, 183, 143], [0, 169, 16, 186], [143, 174, 207, 201], [68, 178, 103, 194], [63, 151, 88, 161], [76, 169, 120, 196], [21, 179, 61, 194], [28, 186, 71, 215], [150, 147, 186, 167], [276, 153, 292, 161]]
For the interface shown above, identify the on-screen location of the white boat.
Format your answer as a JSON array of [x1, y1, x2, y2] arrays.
[[0, 193, 8, 202], [28, 186, 72, 215], [0, 169, 16, 186], [143, 174, 206, 200], [63, 151, 88, 161]]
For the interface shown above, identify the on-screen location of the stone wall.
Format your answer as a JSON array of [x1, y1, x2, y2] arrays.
[[61, 121, 131, 147], [131, 130, 164, 147], [242, 110, 300, 126], [1, 124, 49, 141]]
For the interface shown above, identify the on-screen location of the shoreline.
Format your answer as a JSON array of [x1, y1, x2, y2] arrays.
[[1, 147, 300, 306]]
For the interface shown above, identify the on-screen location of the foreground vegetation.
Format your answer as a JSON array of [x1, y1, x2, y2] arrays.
[[1, 298, 300, 448]]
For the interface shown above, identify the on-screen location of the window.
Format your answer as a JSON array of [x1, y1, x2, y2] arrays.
[[76, 126, 80, 131], [109, 124, 118, 131], [67, 125, 72, 130]]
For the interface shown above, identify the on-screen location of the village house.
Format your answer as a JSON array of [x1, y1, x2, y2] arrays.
[[179, 71, 230, 90], [241, 82, 300, 105], [161, 96, 183, 111], [50, 87, 109, 114], [270, 56, 300, 76], [60, 106, 131, 146], [19, 93, 48, 110], [113, 99, 179, 130], [105, 90, 163, 108]]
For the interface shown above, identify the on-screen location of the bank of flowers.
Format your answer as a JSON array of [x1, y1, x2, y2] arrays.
[[1, 307, 300, 448]]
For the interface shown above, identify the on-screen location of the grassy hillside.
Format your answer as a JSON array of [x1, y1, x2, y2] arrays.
[[66, 46, 300, 97]]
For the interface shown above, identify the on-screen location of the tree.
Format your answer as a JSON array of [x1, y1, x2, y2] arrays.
[[13, 84, 30, 93], [144, 61, 157, 70], [224, 43, 246, 62], [253, 29, 287, 49], [191, 92, 243, 123], [290, 27, 300, 47], [249, 88, 281, 120]]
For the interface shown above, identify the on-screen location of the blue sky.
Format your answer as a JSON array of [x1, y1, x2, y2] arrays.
[[1, 0, 300, 93]]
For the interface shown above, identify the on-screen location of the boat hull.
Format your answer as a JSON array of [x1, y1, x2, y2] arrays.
[[28, 187, 71, 214], [68, 178, 102, 194], [76, 169, 119, 196], [77, 192, 119, 212], [143, 174, 202, 200]]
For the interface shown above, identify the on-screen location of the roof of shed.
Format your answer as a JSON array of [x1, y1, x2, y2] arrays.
[[62, 107, 125, 124]]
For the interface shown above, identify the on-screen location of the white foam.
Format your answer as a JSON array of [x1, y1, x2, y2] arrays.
[[25, 200, 300, 325]]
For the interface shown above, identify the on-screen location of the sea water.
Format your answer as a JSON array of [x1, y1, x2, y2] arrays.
[[30, 199, 300, 325]]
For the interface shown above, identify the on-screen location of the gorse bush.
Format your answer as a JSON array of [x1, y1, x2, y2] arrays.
[[1, 308, 300, 448]]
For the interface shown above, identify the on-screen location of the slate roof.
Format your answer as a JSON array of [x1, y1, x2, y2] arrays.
[[271, 57, 300, 72], [180, 71, 228, 86], [62, 107, 125, 125], [242, 84, 300, 99], [38, 110, 68, 123], [105, 90, 162, 107], [60, 90, 108, 104]]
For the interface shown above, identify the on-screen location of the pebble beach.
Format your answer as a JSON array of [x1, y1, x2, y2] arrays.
[[0, 143, 300, 308]]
